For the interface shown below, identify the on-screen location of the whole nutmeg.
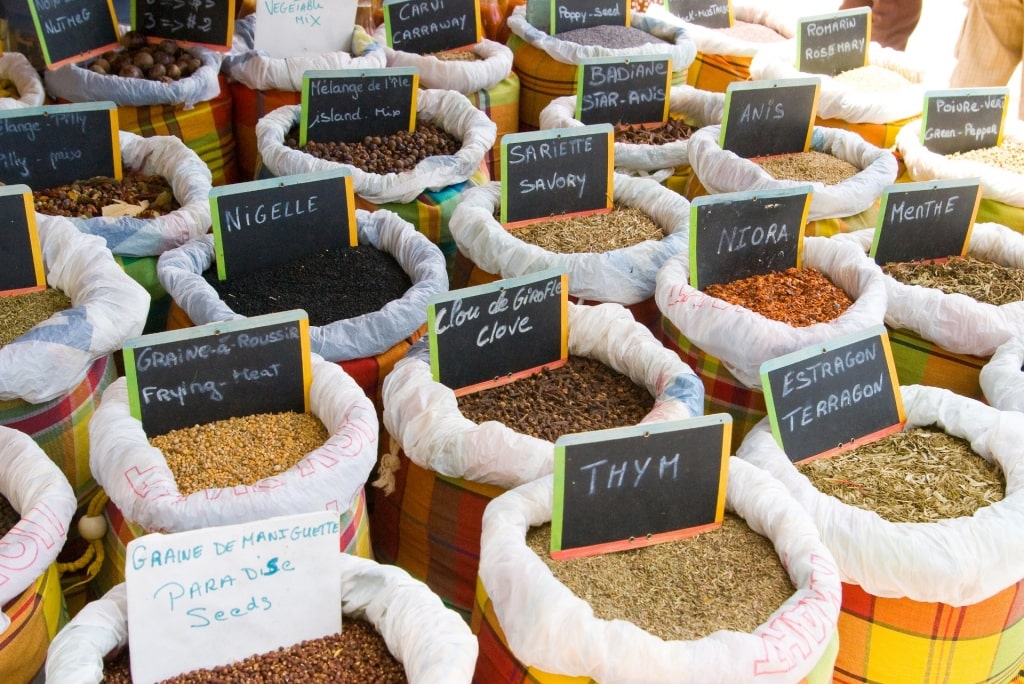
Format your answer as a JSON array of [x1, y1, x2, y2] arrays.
[[133, 50, 155, 69], [89, 63, 108, 75], [101, 50, 119, 63], [91, 57, 111, 72], [119, 64, 144, 79], [147, 63, 167, 79], [188, 57, 202, 73], [122, 30, 147, 50], [109, 53, 128, 72], [153, 50, 174, 66], [165, 63, 182, 79], [158, 39, 178, 55]]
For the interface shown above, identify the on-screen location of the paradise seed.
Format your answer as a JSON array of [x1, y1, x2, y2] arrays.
[[0, 289, 73, 347], [704, 267, 853, 326], [753, 150, 861, 185]]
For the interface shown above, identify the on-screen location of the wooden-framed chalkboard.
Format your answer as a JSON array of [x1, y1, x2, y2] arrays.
[[921, 87, 1009, 155], [299, 68, 419, 145], [575, 55, 673, 126], [666, 0, 732, 29], [870, 179, 981, 266], [550, 0, 628, 34], [760, 325, 905, 464], [0, 102, 122, 189], [210, 169, 357, 280], [427, 268, 568, 395], [383, 0, 482, 54], [500, 125, 614, 226], [689, 186, 812, 290], [28, 0, 121, 69], [123, 310, 313, 438], [0, 184, 45, 296], [720, 78, 820, 159], [132, 0, 235, 50], [551, 414, 731, 560], [796, 8, 870, 76]]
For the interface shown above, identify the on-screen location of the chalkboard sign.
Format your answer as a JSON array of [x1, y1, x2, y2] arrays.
[[871, 179, 981, 266], [551, 414, 731, 560], [133, 0, 235, 50], [690, 186, 812, 290], [299, 68, 419, 145], [550, 0, 628, 34], [428, 269, 568, 394], [210, 169, 357, 280], [666, 0, 732, 29], [720, 78, 820, 159], [123, 310, 313, 438], [0, 185, 45, 296], [28, 0, 120, 69], [0, 102, 122, 189], [575, 55, 673, 126], [384, 0, 481, 54], [760, 325, 905, 463], [796, 8, 870, 76], [921, 87, 1009, 155], [500, 125, 614, 226]]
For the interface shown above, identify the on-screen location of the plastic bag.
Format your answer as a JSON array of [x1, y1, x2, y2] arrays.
[[476, 458, 841, 683], [0, 52, 46, 110], [0, 215, 149, 404], [90, 355, 377, 533], [256, 89, 496, 204], [377, 36, 514, 93], [45, 554, 476, 684], [655, 235, 888, 388], [980, 337, 1024, 412], [157, 208, 447, 362], [381, 302, 705, 489], [450, 174, 690, 305]]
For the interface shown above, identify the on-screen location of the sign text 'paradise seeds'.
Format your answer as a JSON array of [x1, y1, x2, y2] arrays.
[[384, 0, 482, 54], [0, 185, 45, 296], [575, 55, 673, 126], [720, 78, 820, 158], [300, 67, 419, 145], [921, 87, 1009, 155]]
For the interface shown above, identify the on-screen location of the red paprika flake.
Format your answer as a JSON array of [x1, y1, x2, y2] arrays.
[[704, 267, 853, 327]]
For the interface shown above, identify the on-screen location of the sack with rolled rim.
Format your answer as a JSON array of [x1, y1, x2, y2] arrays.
[[980, 337, 1024, 412]]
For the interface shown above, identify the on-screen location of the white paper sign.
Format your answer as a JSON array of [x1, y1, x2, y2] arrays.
[[125, 511, 342, 684], [254, 0, 358, 58]]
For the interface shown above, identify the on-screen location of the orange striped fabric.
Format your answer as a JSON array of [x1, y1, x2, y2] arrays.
[[0, 564, 65, 684]]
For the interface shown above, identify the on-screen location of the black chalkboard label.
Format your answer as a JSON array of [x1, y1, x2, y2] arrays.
[[760, 325, 905, 464], [299, 68, 419, 145], [428, 269, 568, 394], [575, 55, 673, 126], [0, 184, 45, 296], [550, 0, 628, 34], [210, 169, 357, 280], [28, 0, 120, 69], [0, 102, 122, 189], [871, 179, 982, 266], [666, 0, 732, 29], [383, 0, 481, 54], [720, 78, 819, 159], [500, 125, 614, 226], [796, 8, 870, 76], [690, 186, 812, 290], [551, 414, 731, 560], [123, 310, 312, 438], [132, 0, 235, 50], [921, 87, 1009, 155]]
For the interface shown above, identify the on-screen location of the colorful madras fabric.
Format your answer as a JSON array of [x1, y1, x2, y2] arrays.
[[0, 354, 114, 505], [467, 72, 520, 181], [338, 327, 424, 419], [0, 564, 66, 684], [834, 581, 1024, 684], [114, 254, 169, 334], [977, 199, 1024, 233], [229, 82, 301, 181], [369, 448, 505, 621], [816, 115, 921, 151], [887, 326, 987, 402], [686, 51, 752, 93]]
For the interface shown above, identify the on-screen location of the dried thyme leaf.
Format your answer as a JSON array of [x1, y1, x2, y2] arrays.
[[0, 289, 73, 347], [508, 205, 664, 254], [882, 255, 1024, 307]]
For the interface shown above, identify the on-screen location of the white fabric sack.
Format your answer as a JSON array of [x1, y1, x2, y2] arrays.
[[477, 458, 841, 683], [383, 302, 705, 489], [0, 427, 76, 634], [0, 52, 46, 109], [256, 89, 496, 204], [508, 5, 697, 71], [377, 36, 514, 93], [737, 384, 1024, 605], [90, 355, 378, 533], [539, 85, 726, 173], [655, 236, 888, 388], [44, 46, 223, 108], [0, 215, 149, 404], [157, 208, 447, 362], [222, 17, 386, 91], [834, 223, 1024, 356], [645, 1, 794, 57], [450, 174, 690, 306], [688, 125, 898, 221], [749, 42, 927, 123], [63, 131, 213, 257], [980, 337, 1024, 412], [896, 118, 1024, 208], [45, 554, 476, 684]]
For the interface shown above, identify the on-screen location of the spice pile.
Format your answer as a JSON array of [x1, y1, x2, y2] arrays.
[[705, 267, 854, 326], [614, 118, 695, 145], [88, 31, 203, 82], [285, 122, 461, 175], [526, 514, 795, 641], [0, 495, 19, 538], [753, 151, 861, 185], [832, 65, 914, 94], [428, 50, 480, 61], [556, 25, 672, 49], [33, 172, 179, 219], [945, 140, 1024, 175], [798, 427, 1005, 523], [715, 20, 788, 42], [882, 256, 1024, 307], [0, 289, 74, 347], [508, 205, 664, 254]]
